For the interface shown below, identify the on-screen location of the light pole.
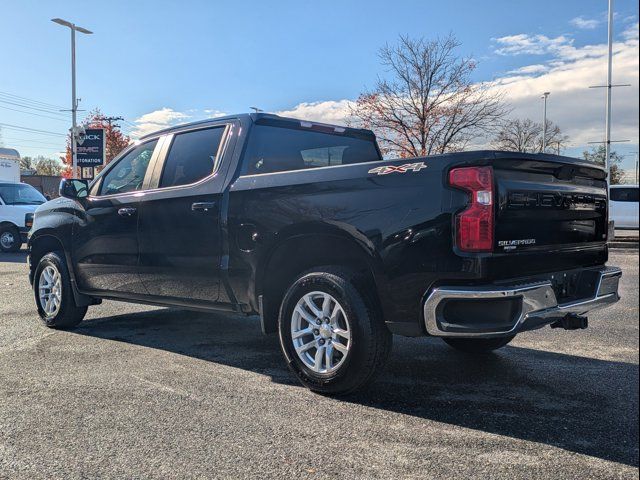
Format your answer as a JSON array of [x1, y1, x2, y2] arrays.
[[52, 18, 92, 178], [604, 0, 613, 194], [541, 92, 550, 153]]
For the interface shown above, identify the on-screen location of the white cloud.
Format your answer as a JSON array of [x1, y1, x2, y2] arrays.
[[493, 34, 572, 56], [203, 109, 228, 118], [130, 107, 190, 138], [489, 24, 639, 148], [275, 100, 354, 126], [507, 64, 549, 76], [570, 16, 600, 30], [622, 21, 639, 40]]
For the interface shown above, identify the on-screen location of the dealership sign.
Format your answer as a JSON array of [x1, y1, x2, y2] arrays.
[[77, 128, 105, 167]]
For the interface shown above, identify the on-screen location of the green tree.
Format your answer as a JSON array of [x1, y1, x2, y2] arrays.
[[20, 155, 64, 176], [20, 156, 35, 171], [582, 145, 623, 185]]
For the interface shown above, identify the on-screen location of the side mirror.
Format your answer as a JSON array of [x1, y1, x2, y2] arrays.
[[59, 178, 89, 200]]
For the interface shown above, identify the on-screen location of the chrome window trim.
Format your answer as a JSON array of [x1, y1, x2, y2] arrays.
[[151, 123, 231, 193], [88, 137, 164, 200], [84, 123, 232, 200]]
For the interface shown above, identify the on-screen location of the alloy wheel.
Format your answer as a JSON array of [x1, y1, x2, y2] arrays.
[[38, 265, 62, 317], [290, 291, 352, 374], [0, 231, 15, 250]]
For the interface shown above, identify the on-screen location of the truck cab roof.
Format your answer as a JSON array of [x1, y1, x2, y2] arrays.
[[139, 112, 377, 142]]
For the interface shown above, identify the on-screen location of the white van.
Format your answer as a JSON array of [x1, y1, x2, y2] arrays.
[[0, 148, 48, 252], [0, 148, 21, 183], [610, 185, 639, 230]]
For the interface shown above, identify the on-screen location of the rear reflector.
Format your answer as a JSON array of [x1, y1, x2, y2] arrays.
[[449, 166, 494, 252]]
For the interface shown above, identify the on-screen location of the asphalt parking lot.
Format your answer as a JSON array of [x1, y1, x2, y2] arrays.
[[0, 249, 638, 479]]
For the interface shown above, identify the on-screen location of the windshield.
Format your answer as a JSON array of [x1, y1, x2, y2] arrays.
[[0, 183, 47, 205]]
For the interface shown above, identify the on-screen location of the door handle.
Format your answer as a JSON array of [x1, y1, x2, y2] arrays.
[[191, 202, 217, 212], [117, 207, 137, 217]]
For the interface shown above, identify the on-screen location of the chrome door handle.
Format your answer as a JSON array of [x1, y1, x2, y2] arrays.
[[117, 207, 137, 217], [191, 202, 217, 212]]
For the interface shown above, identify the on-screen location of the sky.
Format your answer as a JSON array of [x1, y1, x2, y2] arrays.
[[0, 0, 638, 177]]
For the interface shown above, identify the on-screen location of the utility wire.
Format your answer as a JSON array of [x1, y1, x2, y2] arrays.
[[0, 104, 70, 123], [0, 123, 66, 137], [0, 90, 66, 111], [4, 143, 64, 151], [2, 136, 64, 147], [0, 98, 69, 117]]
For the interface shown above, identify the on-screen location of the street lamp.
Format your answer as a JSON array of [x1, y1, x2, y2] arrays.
[[51, 18, 92, 178], [541, 92, 550, 153]]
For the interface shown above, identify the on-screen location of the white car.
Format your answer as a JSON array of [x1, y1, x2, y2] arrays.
[[0, 182, 47, 252], [610, 185, 639, 230]]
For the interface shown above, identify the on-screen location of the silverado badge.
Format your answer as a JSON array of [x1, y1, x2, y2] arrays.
[[368, 162, 427, 176]]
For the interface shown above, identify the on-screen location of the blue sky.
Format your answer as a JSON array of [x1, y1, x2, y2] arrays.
[[1, 0, 638, 175]]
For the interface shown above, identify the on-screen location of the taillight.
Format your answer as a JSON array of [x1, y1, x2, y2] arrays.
[[449, 166, 494, 252]]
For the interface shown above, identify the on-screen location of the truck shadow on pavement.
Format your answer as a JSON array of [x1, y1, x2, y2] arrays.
[[74, 307, 639, 468]]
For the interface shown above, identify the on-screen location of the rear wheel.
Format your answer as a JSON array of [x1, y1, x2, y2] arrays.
[[0, 225, 21, 252], [278, 267, 392, 395], [34, 251, 87, 329], [442, 335, 515, 353]]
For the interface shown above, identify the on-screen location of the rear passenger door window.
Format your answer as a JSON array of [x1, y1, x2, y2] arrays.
[[159, 127, 226, 188]]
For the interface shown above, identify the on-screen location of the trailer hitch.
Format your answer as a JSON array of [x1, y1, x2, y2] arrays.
[[550, 314, 588, 330]]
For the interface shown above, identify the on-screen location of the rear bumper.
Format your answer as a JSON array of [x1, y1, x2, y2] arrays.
[[423, 266, 621, 338]]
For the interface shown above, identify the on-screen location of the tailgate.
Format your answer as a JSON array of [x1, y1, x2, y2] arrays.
[[492, 154, 608, 253]]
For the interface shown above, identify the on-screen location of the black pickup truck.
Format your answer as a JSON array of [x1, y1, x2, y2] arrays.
[[28, 113, 621, 394]]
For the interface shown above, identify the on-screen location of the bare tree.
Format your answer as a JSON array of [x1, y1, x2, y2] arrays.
[[583, 145, 624, 184], [492, 118, 569, 154], [349, 34, 508, 158]]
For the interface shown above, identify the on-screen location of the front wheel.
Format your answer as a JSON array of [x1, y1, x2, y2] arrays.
[[34, 251, 87, 329], [442, 335, 515, 354], [0, 225, 21, 252], [278, 267, 392, 395]]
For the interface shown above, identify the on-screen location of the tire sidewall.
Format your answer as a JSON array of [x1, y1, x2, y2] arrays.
[[278, 270, 376, 393], [34, 252, 74, 327]]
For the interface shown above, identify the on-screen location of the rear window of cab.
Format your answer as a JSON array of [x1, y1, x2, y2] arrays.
[[242, 125, 381, 175]]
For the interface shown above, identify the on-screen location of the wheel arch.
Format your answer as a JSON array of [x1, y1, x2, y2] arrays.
[[0, 220, 20, 229], [28, 231, 96, 307], [255, 227, 390, 334], [28, 232, 66, 281]]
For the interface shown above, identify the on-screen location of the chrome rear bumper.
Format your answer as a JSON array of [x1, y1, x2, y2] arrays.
[[423, 266, 622, 338]]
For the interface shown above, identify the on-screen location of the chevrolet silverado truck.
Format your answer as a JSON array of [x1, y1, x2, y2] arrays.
[[28, 113, 622, 394]]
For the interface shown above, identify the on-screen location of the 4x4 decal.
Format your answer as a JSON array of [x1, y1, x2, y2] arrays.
[[368, 162, 427, 176]]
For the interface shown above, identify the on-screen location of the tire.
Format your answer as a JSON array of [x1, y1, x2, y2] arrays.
[[442, 335, 515, 354], [0, 225, 21, 252], [278, 267, 392, 395], [33, 251, 87, 329]]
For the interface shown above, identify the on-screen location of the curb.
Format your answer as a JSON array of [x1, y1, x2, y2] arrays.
[[608, 241, 639, 250]]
